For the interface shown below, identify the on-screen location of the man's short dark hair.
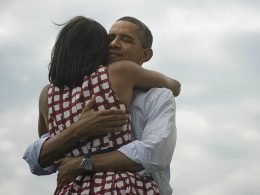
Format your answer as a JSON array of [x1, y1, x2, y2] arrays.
[[117, 16, 153, 48]]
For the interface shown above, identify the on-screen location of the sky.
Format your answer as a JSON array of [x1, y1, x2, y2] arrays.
[[0, 0, 260, 194]]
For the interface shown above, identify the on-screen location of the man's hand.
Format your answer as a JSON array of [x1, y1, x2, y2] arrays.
[[54, 156, 84, 191], [39, 96, 128, 167], [75, 96, 129, 137]]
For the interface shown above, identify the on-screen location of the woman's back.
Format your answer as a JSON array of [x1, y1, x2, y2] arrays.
[[48, 65, 132, 154]]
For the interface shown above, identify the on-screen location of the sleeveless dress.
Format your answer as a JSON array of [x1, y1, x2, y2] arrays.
[[48, 65, 159, 195]]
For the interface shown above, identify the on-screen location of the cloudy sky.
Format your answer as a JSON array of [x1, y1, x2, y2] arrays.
[[0, 0, 260, 194]]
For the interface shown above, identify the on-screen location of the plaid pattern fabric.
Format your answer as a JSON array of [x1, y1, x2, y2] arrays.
[[56, 172, 159, 195], [48, 66, 159, 195]]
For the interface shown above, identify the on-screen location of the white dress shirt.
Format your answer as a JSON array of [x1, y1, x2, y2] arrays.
[[23, 88, 177, 195]]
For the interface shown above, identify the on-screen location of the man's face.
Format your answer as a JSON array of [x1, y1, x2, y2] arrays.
[[107, 21, 146, 65]]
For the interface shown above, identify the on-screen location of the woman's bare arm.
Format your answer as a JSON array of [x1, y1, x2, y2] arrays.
[[110, 60, 181, 97]]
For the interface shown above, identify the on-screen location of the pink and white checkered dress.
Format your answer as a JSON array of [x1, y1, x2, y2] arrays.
[[48, 65, 159, 195]]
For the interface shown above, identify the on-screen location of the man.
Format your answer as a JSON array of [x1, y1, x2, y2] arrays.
[[23, 16, 179, 195]]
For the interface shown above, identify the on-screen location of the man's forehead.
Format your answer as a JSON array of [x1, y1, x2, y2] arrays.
[[108, 21, 140, 35]]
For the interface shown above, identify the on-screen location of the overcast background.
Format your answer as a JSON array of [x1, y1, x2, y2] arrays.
[[0, 0, 260, 194]]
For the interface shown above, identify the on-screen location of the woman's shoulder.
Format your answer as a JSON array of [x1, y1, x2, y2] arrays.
[[39, 84, 50, 112], [40, 84, 50, 98]]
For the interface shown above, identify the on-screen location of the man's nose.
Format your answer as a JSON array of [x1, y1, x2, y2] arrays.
[[109, 37, 120, 48]]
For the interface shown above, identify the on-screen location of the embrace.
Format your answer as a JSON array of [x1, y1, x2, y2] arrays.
[[24, 16, 180, 195]]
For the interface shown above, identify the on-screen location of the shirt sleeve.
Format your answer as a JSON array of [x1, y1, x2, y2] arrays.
[[118, 89, 177, 174], [23, 133, 57, 175]]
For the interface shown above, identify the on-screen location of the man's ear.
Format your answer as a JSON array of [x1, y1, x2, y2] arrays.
[[142, 48, 153, 63]]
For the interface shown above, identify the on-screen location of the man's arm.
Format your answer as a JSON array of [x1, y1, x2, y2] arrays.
[[40, 93, 129, 167], [54, 150, 143, 189], [23, 133, 57, 175], [56, 88, 176, 179], [92, 89, 176, 173], [23, 96, 129, 174], [115, 88, 176, 173]]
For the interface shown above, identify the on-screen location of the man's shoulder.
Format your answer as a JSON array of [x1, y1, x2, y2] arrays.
[[133, 88, 175, 107], [135, 88, 174, 99], [132, 88, 176, 118]]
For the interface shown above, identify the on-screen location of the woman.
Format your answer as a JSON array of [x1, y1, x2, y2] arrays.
[[39, 16, 180, 194]]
